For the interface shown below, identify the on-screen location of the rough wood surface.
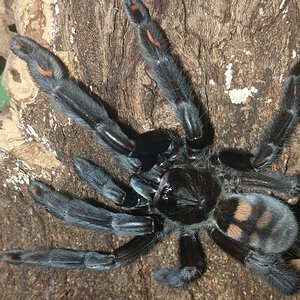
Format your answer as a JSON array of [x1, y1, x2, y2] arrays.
[[1, 0, 300, 299]]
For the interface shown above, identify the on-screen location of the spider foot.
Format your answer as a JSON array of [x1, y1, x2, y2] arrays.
[[1, 250, 25, 265], [154, 231, 205, 287], [1, 234, 163, 270], [10, 35, 66, 93], [210, 228, 300, 294], [0, 249, 111, 269], [154, 267, 201, 288], [245, 251, 300, 295], [0, 249, 88, 269], [123, 0, 150, 26]]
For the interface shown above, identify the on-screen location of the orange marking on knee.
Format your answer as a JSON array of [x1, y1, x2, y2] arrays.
[[6, 255, 15, 261], [234, 201, 252, 222], [37, 63, 54, 77], [16, 42, 23, 50], [31, 187, 42, 196], [130, 4, 139, 12], [147, 30, 160, 48]]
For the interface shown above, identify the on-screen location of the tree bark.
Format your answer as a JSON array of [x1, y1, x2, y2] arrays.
[[1, 0, 300, 299]]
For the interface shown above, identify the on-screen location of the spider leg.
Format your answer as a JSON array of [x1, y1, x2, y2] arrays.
[[123, 0, 209, 155], [28, 181, 161, 236], [130, 175, 157, 201], [74, 155, 168, 209], [154, 231, 205, 288], [10, 35, 141, 173], [210, 148, 255, 171], [212, 60, 300, 171], [1, 233, 163, 270], [73, 156, 171, 208], [253, 60, 300, 169], [73, 156, 149, 208], [239, 171, 300, 198], [210, 228, 299, 294]]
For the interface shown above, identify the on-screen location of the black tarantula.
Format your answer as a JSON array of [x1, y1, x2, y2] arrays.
[[2, 0, 300, 294]]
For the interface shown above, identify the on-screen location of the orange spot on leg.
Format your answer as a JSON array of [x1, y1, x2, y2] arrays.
[[31, 186, 42, 196], [36, 63, 54, 77], [6, 254, 16, 261], [147, 30, 160, 48], [130, 4, 138, 12], [16, 42, 23, 50]]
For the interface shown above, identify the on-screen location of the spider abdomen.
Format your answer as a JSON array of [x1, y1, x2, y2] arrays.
[[214, 194, 298, 254], [154, 167, 221, 225]]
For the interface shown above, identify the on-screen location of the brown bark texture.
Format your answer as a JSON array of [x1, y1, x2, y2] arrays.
[[1, 0, 300, 299]]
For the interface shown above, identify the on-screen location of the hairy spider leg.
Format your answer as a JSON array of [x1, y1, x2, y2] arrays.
[[253, 60, 300, 169], [73, 141, 179, 208], [213, 59, 300, 171], [28, 181, 160, 236], [123, 0, 209, 155], [210, 228, 300, 294], [130, 175, 158, 201], [1, 233, 163, 271], [73, 156, 150, 208], [239, 171, 300, 198], [155, 231, 206, 288], [10, 35, 141, 173], [74, 151, 170, 209]]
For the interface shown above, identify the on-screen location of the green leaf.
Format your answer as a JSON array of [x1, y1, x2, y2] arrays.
[[0, 73, 9, 112]]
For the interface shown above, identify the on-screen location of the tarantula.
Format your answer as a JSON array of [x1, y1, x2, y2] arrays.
[[1, 0, 300, 294]]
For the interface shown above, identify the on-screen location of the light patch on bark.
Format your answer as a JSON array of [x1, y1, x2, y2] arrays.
[[228, 87, 258, 104]]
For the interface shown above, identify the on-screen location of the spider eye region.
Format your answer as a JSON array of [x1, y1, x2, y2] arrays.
[[154, 167, 221, 225]]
